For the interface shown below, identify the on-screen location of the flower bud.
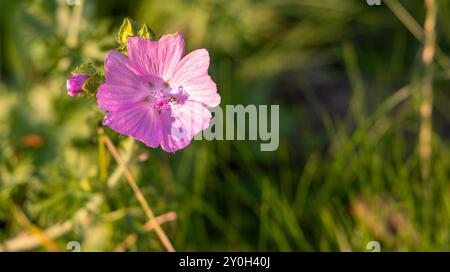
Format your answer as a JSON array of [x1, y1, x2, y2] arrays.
[[67, 74, 89, 97]]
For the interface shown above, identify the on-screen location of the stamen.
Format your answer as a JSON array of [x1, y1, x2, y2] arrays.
[[145, 80, 186, 111]]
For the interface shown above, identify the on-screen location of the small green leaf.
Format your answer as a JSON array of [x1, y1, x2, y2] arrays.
[[116, 18, 155, 55], [117, 17, 135, 47], [137, 24, 152, 39], [82, 74, 105, 96], [71, 63, 98, 76]]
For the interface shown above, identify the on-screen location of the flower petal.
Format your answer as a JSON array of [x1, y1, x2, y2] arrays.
[[98, 50, 150, 111], [104, 106, 162, 148], [97, 84, 148, 112], [127, 34, 185, 81], [174, 101, 212, 138], [169, 49, 220, 108], [104, 50, 143, 88], [160, 110, 191, 152], [157, 33, 186, 79], [160, 101, 212, 152]]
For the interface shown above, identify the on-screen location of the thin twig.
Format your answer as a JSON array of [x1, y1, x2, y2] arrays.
[[143, 211, 177, 231], [99, 128, 175, 252], [114, 234, 137, 252], [9, 205, 61, 252], [419, 0, 437, 181], [0, 220, 72, 252], [114, 211, 177, 251], [385, 0, 449, 69]]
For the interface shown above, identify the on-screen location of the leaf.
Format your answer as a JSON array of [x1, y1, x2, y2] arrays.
[[71, 63, 98, 76], [117, 18, 135, 48], [116, 18, 155, 55], [137, 24, 154, 40], [82, 73, 105, 96]]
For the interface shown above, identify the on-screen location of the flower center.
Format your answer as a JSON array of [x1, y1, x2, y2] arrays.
[[152, 96, 170, 111], [145, 82, 188, 112]]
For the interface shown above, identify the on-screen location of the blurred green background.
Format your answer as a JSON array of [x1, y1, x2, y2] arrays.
[[0, 0, 449, 251]]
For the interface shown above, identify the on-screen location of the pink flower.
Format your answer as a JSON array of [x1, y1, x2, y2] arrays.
[[67, 74, 89, 96], [96, 33, 220, 152]]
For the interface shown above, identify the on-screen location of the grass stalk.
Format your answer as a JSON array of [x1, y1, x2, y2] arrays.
[[99, 128, 175, 252], [419, 0, 437, 181]]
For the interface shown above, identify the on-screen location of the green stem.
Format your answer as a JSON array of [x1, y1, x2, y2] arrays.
[[98, 131, 108, 183]]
